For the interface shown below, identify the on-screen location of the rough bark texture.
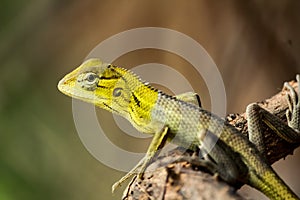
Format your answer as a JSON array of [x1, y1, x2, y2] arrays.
[[123, 79, 299, 200]]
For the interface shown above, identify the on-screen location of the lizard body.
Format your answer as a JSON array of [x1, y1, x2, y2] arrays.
[[58, 58, 300, 199]]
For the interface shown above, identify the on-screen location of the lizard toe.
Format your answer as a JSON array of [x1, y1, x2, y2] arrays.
[[284, 76, 300, 131]]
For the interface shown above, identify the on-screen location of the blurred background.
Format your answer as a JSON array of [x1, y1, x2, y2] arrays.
[[0, 0, 299, 199]]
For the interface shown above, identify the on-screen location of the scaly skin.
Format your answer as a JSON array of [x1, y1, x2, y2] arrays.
[[58, 58, 299, 199]]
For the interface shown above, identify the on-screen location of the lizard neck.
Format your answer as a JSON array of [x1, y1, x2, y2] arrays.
[[120, 69, 160, 133]]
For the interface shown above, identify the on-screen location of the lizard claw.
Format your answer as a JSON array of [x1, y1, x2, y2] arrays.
[[284, 74, 300, 131]]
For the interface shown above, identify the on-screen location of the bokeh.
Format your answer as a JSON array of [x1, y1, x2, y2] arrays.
[[0, 1, 299, 199]]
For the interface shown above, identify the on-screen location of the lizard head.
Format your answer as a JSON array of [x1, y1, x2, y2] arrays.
[[58, 58, 134, 116]]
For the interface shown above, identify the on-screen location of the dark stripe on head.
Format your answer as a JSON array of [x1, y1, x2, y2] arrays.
[[99, 73, 127, 83], [103, 101, 129, 115], [97, 85, 109, 89], [103, 103, 119, 113], [99, 75, 121, 80], [132, 92, 141, 107]]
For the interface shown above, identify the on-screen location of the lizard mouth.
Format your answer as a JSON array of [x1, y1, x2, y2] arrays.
[[57, 78, 74, 96]]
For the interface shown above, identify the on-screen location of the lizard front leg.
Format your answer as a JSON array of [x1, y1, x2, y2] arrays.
[[175, 92, 202, 107], [112, 92, 201, 193], [112, 126, 169, 192]]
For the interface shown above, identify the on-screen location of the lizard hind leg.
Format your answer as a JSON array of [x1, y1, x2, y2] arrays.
[[246, 103, 267, 153], [246, 74, 300, 155], [167, 129, 246, 187], [198, 129, 247, 187]]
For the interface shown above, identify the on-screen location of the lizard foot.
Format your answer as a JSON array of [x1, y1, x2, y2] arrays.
[[284, 74, 300, 132]]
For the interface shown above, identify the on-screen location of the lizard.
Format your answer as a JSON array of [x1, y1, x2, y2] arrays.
[[57, 58, 300, 200]]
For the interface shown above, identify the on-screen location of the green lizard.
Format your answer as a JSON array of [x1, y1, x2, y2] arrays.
[[58, 58, 300, 200]]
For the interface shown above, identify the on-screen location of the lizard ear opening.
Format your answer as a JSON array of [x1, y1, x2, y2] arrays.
[[113, 88, 123, 97]]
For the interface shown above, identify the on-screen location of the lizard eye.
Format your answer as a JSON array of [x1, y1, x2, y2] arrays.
[[113, 87, 123, 97], [78, 72, 99, 91], [85, 72, 98, 83]]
